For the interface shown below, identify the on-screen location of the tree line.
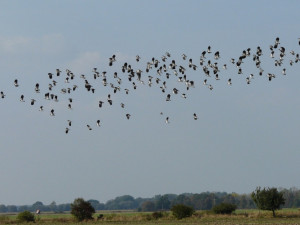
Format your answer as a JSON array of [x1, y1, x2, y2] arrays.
[[0, 187, 299, 213]]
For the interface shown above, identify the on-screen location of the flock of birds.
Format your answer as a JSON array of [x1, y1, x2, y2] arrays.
[[0, 37, 299, 134]]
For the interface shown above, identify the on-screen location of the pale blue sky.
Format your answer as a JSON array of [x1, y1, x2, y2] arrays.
[[0, 0, 300, 205]]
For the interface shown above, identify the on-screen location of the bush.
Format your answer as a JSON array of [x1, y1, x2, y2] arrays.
[[0, 215, 9, 223], [212, 203, 237, 214], [152, 211, 164, 219], [16, 210, 35, 223], [171, 204, 194, 219], [71, 198, 95, 221]]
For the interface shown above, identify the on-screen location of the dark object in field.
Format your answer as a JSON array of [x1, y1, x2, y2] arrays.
[[97, 214, 104, 220]]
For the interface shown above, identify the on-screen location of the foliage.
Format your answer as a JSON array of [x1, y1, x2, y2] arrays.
[[16, 210, 35, 223], [88, 199, 105, 210], [212, 202, 237, 214], [3, 188, 300, 213], [4, 209, 300, 224], [155, 195, 171, 210], [251, 187, 285, 217], [0, 204, 7, 213], [141, 201, 155, 212], [70, 198, 95, 221], [105, 195, 138, 210], [6, 205, 17, 212], [152, 211, 164, 219], [171, 204, 194, 219], [0, 215, 9, 223]]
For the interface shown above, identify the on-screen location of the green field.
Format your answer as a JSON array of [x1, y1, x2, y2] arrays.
[[1, 209, 300, 224]]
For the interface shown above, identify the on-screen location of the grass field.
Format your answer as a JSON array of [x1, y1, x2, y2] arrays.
[[1, 209, 300, 224]]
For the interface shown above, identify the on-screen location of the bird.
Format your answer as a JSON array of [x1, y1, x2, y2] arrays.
[[214, 51, 220, 59], [30, 99, 36, 105], [67, 120, 72, 126], [246, 77, 251, 84], [14, 79, 19, 87], [227, 79, 232, 86], [35, 83, 40, 93], [56, 69, 61, 76], [45, 93, 50, 100], [87, 125, 92, 130], [0, 91, 5, 98], [267, 73, 275, 81], [126, 114, 131, 120], [96, 120, 101, 127], [193, 113, 198, 120], [20, 95, 25, 102], [173, 88, 179, 94], [50, 109, 55, 116], [207, 46, 211, 53], [166, 94, 171, 101], [282, 68, 286, 75], [109, 55, 116, 66], [136, 55, 141, 62], [165, 117, 170, 124], [39, 106, 44, 111]]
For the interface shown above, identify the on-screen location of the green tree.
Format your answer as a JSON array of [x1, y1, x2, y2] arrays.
[[49, 201, 57, 212], [71, 198, 95, 221], [0, 204, 7, 213], [32, 201, 44, 211], [141, 201, 155, 212], [6, 205, 17, 212], [251, 187, 285, 217], [88, 199, 100, 210], [171, 204, 194, 219], [105, 195, 137, 210], [155, 195, 171, 210]]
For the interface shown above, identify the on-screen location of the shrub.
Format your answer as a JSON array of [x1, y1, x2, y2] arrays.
[[212, 203, 237, 214], [171, 204, 194, 219], [152, 211, 164, 219], [16, 211, 35, 223], [0, 215, 9, 223], [71, 198, 95, 221]]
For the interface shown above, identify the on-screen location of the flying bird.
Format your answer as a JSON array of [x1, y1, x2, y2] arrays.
[[14, 79, 19, 87], [193, 113, 198, 120], [20, 95, 25, 102]]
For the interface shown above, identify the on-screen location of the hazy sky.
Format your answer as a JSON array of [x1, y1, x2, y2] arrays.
[[0, 0, 300, 205]]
